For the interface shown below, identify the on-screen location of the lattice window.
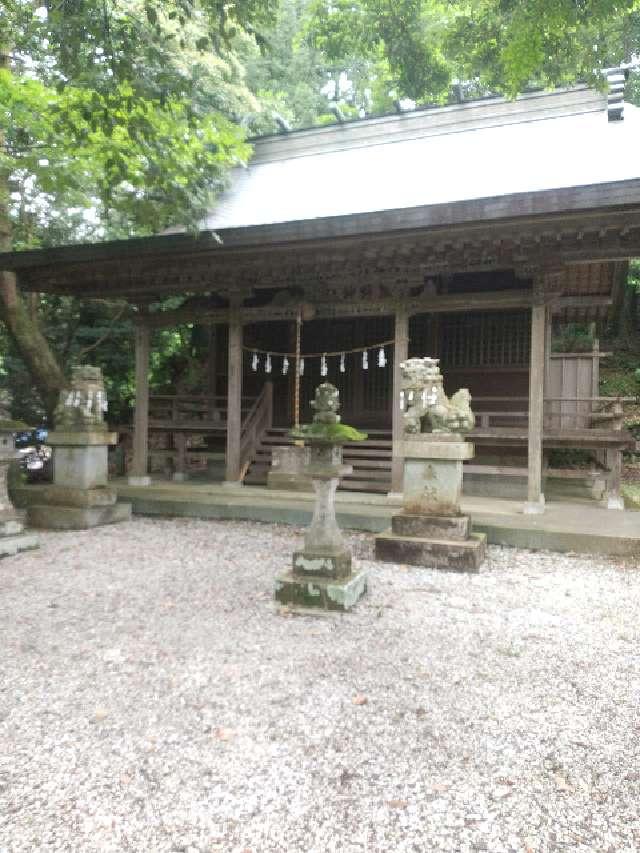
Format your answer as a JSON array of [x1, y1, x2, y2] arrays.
[[439, 311, 530, 368]]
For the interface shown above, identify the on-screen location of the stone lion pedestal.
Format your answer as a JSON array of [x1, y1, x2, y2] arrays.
[[375, 357, 486, 573], [376, 435, 486, 572], [27, 367, 131, 530], [274, 383, 368, 611]]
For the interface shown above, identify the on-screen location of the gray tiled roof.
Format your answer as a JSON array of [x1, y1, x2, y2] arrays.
[[199, 87, 640, 231]]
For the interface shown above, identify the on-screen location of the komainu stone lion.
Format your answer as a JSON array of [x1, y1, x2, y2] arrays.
[[400, 357, 474, 435]]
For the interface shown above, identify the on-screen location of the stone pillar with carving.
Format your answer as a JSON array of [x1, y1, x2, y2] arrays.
[[375, 357, 486, 572], [27, 366, 132, 529], [0, 391, 39, 556]]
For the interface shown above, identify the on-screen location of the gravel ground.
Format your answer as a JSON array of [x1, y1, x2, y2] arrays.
[[1, 517, 639, 853]]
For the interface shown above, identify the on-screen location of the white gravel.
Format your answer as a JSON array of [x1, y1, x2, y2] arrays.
[[1, 517, 639, 853]]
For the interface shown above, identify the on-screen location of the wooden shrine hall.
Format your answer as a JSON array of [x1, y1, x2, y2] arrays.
[[3, 84, 640, 515]]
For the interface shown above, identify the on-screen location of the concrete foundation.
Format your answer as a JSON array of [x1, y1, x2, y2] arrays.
[[98, 480, 640, 558], [28, 501, 131, 531]]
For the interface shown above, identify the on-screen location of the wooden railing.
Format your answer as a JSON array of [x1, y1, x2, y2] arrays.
[[472, 396, 634, 431], [239, 382, 273, 479], [148, 394, 257, 429]]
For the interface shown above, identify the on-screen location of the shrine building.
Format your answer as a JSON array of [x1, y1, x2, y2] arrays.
[[2, 83, 640, 519]]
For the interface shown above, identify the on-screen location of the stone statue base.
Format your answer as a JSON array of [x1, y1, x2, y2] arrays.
[[274, 445, 367, 611], [375, 436, 485, 573], [27, 431, 131, 530], [0, 452, 38, 557], [0, 510, 39, 557]]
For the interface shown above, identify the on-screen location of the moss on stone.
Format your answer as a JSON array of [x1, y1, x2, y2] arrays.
[[289, 422, 367, 442]]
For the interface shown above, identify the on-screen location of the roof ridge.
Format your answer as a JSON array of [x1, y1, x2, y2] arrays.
[[249, 87, 605, 165], [249, 84, 597, 144]]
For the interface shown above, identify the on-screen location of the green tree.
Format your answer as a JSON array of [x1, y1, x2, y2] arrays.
[[0, 0, 272, 419], [304, 0, 640, 104]]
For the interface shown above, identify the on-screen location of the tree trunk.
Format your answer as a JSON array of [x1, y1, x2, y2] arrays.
[[0, 40, 67, 422], [0, 272, 67, 419]]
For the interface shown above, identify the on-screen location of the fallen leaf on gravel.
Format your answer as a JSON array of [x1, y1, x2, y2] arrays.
[[431, 783, 450, 793], [352, 694, 368, 706], [386, 799, 408, 809], [93, 708, 110, 722], [213, 726, 236, 741], [492, 786, 512, 799], [554, 773, 572, 791]]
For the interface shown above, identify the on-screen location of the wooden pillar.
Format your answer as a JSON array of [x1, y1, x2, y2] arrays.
[[605, 447, 624, 510], [225, 309, 243, 484], [172, 432, 187, 482], [605, 400, 624, 509], [129, 318, 151, 486], [525, 300, 548, 513], [207, 325, 218, 420], [391, 306, 410, 493]]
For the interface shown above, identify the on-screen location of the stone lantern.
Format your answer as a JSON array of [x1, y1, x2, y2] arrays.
[[274, 383, 368, 610], [0, 390, 38, 556]]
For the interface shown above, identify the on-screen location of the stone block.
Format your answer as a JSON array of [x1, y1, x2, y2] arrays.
[[0, 532, 39, 558], [274, 569, 368, 611], [0, 512, 26, 537], [127, 475, 151, 487], [271, 445, 310, 473], [375, 531, 486, 573], [39, 485, 117, 508], [54, 445, 109, 490], [391, 512, 470, 540], [403, 457, 463, 515], [292, 548, 352, 579], [398, 438, 475, 461], [47, 431, 116, 447], [28, 501, 132, 530], [267, 471, 313, 492]]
